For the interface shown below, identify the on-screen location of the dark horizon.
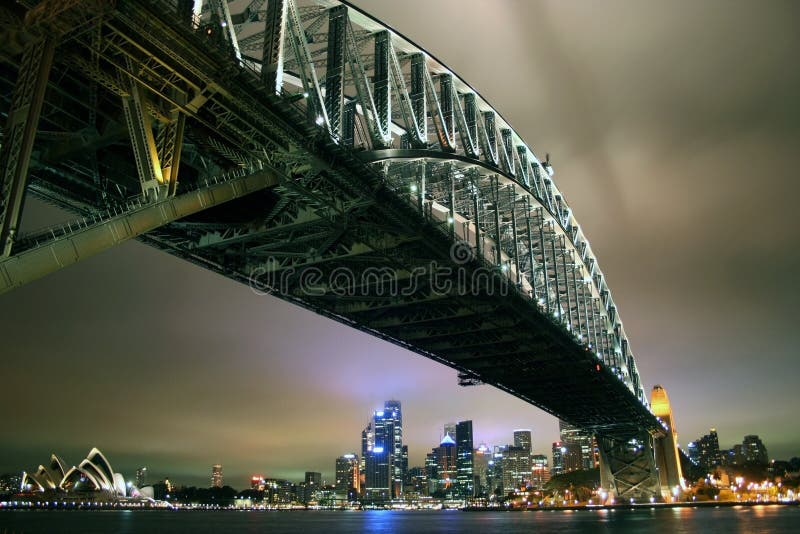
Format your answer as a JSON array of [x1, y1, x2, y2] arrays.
[[2, 0, 799, 491]]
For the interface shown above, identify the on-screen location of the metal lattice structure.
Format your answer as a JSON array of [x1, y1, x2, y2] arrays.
[[0, 0, 676, 499]]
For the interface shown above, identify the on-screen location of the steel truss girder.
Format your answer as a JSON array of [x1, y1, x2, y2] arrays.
[[0, 36, 55, 256], [0, 167, 279, 294], [324, 5, 346, 138], [261, 0, 287, 94]]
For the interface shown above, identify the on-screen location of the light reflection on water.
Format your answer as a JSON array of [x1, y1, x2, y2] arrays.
[[0, 506, 799, 534]]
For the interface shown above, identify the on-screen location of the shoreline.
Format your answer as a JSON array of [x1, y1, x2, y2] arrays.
[[1, 501, 798, 512], [465, 500, 800, 512]]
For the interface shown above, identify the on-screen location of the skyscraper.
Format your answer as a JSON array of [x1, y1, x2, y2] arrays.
[[434, 434, 457, 494], [513, 429, 532, 452], [384, 400, 404, 497], [473, 444, 491, 496], [531, 454, 550, 489], [135, 467, 147, 488], [552, 442, 565, 476], [559, 420, 596, 470], [211, 464, 223, 488], [455, 420, 475, 498], [502, 445, 531, 491], [688, 428, 721, 471], [742, 435, 768, 466], [362, 401, 404, 500], [335, 454, 360, 499]]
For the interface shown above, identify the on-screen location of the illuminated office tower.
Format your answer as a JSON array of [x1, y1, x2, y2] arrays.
[[211, 464, 223, 488], [135, 467, 147, 488], [335, 454, 360, 499], [559, 420, 597, 470], [362, 401, 404, 500], [384, 400, 405, 497], [513, 429, 532, 452], [455, 420, 475, 498], [531, 454, 550, 489]]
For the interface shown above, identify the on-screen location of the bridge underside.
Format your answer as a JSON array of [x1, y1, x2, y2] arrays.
[[0, 0, 665, 497]]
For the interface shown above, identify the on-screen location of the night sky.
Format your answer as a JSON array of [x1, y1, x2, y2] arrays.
[[1, 0, 798, 488]]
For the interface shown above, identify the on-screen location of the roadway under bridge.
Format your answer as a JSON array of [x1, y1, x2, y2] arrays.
[[0, 0, 682, 500]]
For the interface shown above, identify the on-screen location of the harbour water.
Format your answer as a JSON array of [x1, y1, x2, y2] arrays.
[[1, 505, 799, 533]]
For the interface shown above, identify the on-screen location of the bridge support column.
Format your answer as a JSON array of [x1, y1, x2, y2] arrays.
[[597, 432, 660, 502]]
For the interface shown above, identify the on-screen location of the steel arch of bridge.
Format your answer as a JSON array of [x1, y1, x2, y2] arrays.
[[0, 0, 675, 500], [241, 0, 647, 403]]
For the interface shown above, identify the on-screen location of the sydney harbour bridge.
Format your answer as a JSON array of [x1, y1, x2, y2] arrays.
[[0, 0, 683, 500]]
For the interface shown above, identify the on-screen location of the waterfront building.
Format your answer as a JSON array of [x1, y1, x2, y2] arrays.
[[263, 478, 294, 504], [456, 420, 475, 498], [559, 420, 597, 470], [502, 445, 531, 491], [335, 454, 360, 499], [135, 467, 147, 488], [0, 473, 22, 495], [743, 435, 769, 466], [434, 434, 458, 495], [688, 428, 721, 472], [531, 454, 550, 489], [425, 452, 438, 496], [362, 401, 404, 500], [384, 400, 405, 497], [406, 466, 427, 496], [20, 448, 146, 502], [551, 441, 581, 476], [487, 448, 505, 496], [473, 444, 491, 496], [211, 464, 223, 488]]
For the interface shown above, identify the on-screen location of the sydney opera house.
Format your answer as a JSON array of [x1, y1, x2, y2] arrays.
[[20, 448, 153, 501]]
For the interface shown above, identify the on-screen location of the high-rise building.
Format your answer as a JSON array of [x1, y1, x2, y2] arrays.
[[406, 466, 427, 495], [305, 471, 322, 502], [487, 447, 505, 496], [443, 423, 456, 441], [384, 400, 405, 497], [434, 434, 457, 494], [742, 435, 768, 466], [531, 454, 550, 489], [502, 446, 531, 491], [362, 401, 404, 500], [513, 429, 532, 452], [211, 464, 223, 488], [551, 441, 581, 476], [473, 444, 491, 496], [559, 420, 596, 470], [135, 467, 147, 488], [688, 428, 721, 472], [335, 454, 360, 499], [425, 451, 438, 495], [455, 420, 475, 498]]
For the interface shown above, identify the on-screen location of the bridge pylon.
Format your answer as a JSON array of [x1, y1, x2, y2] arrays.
[[650, 385, 685, 500], [597, 431, 660, 502]]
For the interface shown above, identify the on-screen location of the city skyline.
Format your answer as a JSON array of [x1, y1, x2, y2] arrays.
[[5, 400, 790, 491], [2, 0, 799, 492]]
